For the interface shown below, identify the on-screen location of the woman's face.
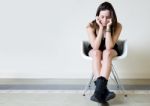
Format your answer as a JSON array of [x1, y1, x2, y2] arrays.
[[98, 10, 111, 26]]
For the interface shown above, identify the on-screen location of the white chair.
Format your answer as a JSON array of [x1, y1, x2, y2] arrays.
[[81, 39, 128, 97]]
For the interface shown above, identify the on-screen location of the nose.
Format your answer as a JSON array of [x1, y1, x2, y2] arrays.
[[104, 18, 107, 23]]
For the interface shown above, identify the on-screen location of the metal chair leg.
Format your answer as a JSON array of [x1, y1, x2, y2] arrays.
[[83, 73, 94, 96], [83, 64, 128, 97], [112, 64, 127, 97], [111, 65, 120, 89]]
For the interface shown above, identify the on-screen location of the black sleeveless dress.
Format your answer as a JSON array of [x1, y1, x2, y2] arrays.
[[88, 37, 121, 56]]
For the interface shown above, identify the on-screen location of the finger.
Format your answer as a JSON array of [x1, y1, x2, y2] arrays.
[[96, 18, 99, 23], [110, 18, 112, 22], [107, 19, 111, 23], [96, 16, 99, 19], [96, 17, 99, 21]]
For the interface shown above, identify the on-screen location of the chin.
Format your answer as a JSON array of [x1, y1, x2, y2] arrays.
[[102, 23, 107, 26]]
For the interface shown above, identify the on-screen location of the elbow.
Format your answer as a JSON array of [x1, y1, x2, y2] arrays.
[[106, 47, 113, 50], [93, 47, 99, 50], [91, 43, 99, 50], [106, 44, 114, 50], [92, 46, 99, 50]]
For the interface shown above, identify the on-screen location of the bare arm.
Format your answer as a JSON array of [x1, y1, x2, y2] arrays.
[[86, 23, 103, 50], [105, 23, 122, 49]]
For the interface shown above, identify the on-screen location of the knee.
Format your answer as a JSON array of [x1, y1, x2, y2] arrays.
[[103, 49, 113, 58], [90, 49, 102, 58]]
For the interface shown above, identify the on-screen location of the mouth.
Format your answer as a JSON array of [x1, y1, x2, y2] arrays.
[[102, 23, 107, 26]]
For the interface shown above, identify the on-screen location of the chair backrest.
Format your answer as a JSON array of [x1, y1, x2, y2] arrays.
[[83, 41, 91, 56], [116, 40, 124, 56], [81, 39, 127, 60]]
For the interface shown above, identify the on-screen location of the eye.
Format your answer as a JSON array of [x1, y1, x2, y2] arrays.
[[106, 16, 111, 19], [100, 16, 104, 19]]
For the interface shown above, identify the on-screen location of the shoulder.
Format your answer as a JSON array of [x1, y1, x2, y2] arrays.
[[113, 22, 122, 38], [117, 22, 122, 30], [113, 22, 122, 34], [86, 20, 97, 31], [86, 22, 94, 29]]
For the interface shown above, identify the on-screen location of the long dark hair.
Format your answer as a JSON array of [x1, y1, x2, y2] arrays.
[[92, 2, 118, 35]]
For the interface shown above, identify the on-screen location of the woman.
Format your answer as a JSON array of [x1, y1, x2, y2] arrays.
[[86, 1, 122, 103]]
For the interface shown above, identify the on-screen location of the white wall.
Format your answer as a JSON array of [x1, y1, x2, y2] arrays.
[[0, 0, 150, 79]]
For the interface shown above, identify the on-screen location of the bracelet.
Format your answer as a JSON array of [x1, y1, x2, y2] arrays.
[[106, 28, 111, 32]]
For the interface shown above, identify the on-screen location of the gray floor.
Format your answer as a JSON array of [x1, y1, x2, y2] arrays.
[[0, 92, 150, 106], [0, 79, 150, 106], [0, 79, 150, 90]]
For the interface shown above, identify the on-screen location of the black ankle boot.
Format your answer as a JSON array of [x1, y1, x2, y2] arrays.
[[94, 81, 116, 101], [90, 76, 108, 103], [104, 87, 116, 101], [90, 76, 116, 103]]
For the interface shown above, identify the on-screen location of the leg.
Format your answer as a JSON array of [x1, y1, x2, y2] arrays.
[[90, 49, 118, 103], [89, 49, 102, 80], [100, 49, 118, 80], [83, 49, 102, 96]]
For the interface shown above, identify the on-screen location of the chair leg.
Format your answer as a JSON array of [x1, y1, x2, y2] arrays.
[[111, 66, 120, 89], [83, 73, 94, 96], [112, 64, 127, 97], [83, 65, 127, 97]]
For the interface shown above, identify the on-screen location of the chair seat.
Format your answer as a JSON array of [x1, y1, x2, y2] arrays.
[[81, 39, 128, 61]]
